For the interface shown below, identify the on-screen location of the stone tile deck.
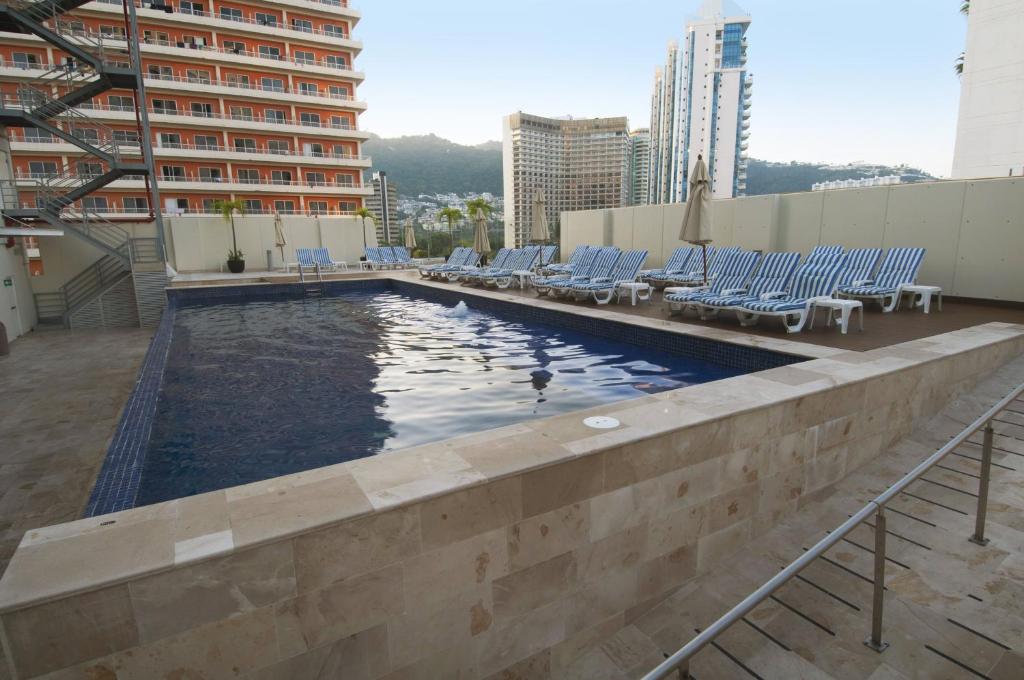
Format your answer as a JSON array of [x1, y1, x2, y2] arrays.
[[559, 355, 1024, 678]]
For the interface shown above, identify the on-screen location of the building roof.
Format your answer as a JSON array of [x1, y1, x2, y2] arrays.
[[693, 0, 750, 22]]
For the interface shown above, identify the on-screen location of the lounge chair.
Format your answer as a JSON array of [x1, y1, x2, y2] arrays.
[[545, 247, 621, 296], [805, 245, 844, 265], [692, 251, 803, 319], [735, 253, 849, 333], [640, 247, 696, 283], [649, 246, 735, 287], [311, 247, 346, 272], [422, 248, 479, 279], [542, 245, 589, 275], [418, 247, 464, 277], [534, 247, 599, 295], [540, 245, 558, 267], [483, 245, 541, 288], [363, 247, 389, 270], [836, 248, 883, 288], [456, 248, 515, 284], [837, 247, 925, 312], [664, 250, 762, 313], [570, 249, 649, 304]]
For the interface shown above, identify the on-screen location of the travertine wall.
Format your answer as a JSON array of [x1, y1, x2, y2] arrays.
[[562, 176, 1024, 303], [1, 324, 1022, 678]]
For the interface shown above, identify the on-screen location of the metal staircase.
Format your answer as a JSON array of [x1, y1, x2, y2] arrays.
[[0, 0, 166, 327]]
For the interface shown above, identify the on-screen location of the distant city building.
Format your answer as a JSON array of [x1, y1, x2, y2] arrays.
[[366, 172, 398, 243], [502, 112, 629, 247], [628, 129, 651, 205], [951, 0, 1024, 179], [812, 175, 903, 191], [649, 0, 752, 203]]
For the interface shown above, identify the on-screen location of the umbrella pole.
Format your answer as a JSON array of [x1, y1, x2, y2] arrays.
[[702, 244, 708, 285]]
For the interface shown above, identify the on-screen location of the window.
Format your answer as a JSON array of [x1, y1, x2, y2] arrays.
[[293, 50, 314, 64], [81, 196, 109, 211], [24, 129, 53, 142], [123, 197, 149, 213], [297, 82, 318, 95], [194, 134, 219, 149], [261, 77, 284, 92], [303, 142, 325, 156], [182, 35, 206, 48], [113, 130, 139, 144], [143, 30, 169, 44], [307, 201, 327, 214], [242, 199, 262, 213], [147, 65, 173, 80], [226, 73, 251, 87], [274, 200, 295, 213], [158, 132, 181, 147], [230, 106, 254, 121], [325, 55, 347, 69], [99, 25, 126, 39], [179, 1, 203, 15], [306, 172, 326, 186], [161, 165, 185, 180], [172, 198, 190, 213], [291, 18, 312, 32], [233, 137, 256, 152], [237, 169, 261, 184], [191, 102, 213, 117], [267, 140, 289, 154], [220, 6, 243, 21], [264, 108, 286, 123], [73, 127, 99, 143], [340, 201, 357, 213], [299, 112, 321, 127], [77, 161, 103, 178], [151, 99, 178, 114], [330, 115, 349, 129], [222, 40, 246, 54], [186, 69, 210, 84], [271, 170, 292, 184], [109, 94, 133, 110], [329, 85, 348, 99], [258, 45, 281, 60], [198, 167, 222, 181], [335, 173, 353, 186], [254, 12, 278, 26], [27, 161, 57, 178], [323, 24, 346, 38], [12, 52, 41, 68]]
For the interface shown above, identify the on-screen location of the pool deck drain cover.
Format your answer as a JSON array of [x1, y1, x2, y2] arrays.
[[584, 416, 621, 429]]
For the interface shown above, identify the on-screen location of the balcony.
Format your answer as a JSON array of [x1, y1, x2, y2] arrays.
[[141, 73, 366, 110], [14, 171, 372, 195]]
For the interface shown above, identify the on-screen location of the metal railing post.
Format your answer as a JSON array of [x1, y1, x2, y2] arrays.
[[969, 423, 994, 546], [677, 662, 691, 679], [864, 506, 889, 652]]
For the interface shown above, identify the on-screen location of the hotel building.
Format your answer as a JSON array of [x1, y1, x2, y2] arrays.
[[628, 127, 650, 206], [0, 0, 371, 217], [502, 112, 629, 248], [648, 0, 752, 203]]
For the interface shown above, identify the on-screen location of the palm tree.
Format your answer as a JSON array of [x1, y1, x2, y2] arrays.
[[956, 1, 970, 76], [465, 197, 494, 218], [214, 198, 245, 258], [438, 206, 463, 257], [355, 207, 374, 251]]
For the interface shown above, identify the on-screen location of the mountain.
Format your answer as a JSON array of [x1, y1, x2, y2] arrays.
[[363, 134, 502, 197], [744, 159, 936, 196], [363, 133, 936, 198]]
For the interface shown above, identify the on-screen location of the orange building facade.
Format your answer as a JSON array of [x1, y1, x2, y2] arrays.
[[1, 0, 370, 217]]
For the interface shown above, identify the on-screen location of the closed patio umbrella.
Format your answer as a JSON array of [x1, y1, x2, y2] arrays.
[[404, 221, 416, 249], [530, 187, 549, 243], [679, 154, 713, 284], [472, 207, 491, 257], [273, 211, 287, 269]]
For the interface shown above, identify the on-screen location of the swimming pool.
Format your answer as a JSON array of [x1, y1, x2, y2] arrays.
[[88, 280, 803, 513]]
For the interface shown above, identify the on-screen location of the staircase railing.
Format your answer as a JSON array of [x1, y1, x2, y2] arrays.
[[62, 243, 130, 313], [643, 380, 1024, 679], [60, 209, 131, 252], [11, 85, 123, 161]]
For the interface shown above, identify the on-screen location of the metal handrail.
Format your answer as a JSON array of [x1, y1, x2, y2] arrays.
[[644, 380, 1024, 679], [9, 141, 367, 161]]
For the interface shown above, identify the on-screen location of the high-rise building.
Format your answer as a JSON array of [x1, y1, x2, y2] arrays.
[[649, 0, 752, 203], [365, 171, 398, 243], [628, 128, 650, 206], [2, 0, 371, 217], [951, 0, 1024, 179], [502, 112, 629, 248]]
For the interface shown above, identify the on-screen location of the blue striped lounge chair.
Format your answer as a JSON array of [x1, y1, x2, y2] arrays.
[[456, 248, 515, 284], [735, 254, 849, 333], [570, 249, 649, 304], [296, 248, 316, 271], [483, 245, 541, 288], [640, 247, 696, 283], [837, 247, 923, 312], [805, 245, 844, 265], [693, 251, 803, 319], [419, 247, 466, 277], [543, 245, 588, 275], [364, 246, 386, 270], [392, 246, 413, 268], [664, 250, 762, 314], [836, 248, 883, 289], [546, 247, 621, 297], [428, 248, 479, 279], [311, 247, 342, 272], [649, 246, 733, 287], [534, 247, 599, 295], [540, 245, 558, 267]]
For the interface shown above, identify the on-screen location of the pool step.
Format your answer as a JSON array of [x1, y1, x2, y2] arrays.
[[303, 286, 324, 298]]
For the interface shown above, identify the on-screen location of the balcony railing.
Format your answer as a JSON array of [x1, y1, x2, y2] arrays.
[[139, 72, 358, 102], [69, 102, 360, 131]]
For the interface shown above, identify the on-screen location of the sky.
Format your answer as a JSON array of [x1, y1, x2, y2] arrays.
[[357, 0, 968, 177]]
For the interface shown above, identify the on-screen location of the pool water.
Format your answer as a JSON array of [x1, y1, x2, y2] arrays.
[[137, 290, 746, 504]]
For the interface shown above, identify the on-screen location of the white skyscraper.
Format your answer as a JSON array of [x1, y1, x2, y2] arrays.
[[628, 129, 651, 206], [649, 0, 752, 203]]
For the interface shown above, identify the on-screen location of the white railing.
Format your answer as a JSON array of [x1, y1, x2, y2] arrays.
[[7, 135, 368, 161], [72, 102, 360, 130], [139, 72, 358, 102]]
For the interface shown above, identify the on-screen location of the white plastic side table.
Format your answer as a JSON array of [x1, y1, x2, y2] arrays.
[[811, 298, 864, 334], [512, 270, 536, 289], [901, 285, 942, 314], [616, 282, 652, 306]]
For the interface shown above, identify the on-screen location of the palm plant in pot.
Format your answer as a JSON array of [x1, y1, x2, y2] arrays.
[[216, 199, 246, 273]]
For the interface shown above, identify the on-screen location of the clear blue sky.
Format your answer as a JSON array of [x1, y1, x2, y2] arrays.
[[357, 0, 967, 177]]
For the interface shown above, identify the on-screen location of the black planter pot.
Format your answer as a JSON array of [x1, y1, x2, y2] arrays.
[[227, 259, 245, 273]]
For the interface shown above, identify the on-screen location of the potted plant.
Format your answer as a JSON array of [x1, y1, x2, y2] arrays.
[[215, 198, 246, 273]]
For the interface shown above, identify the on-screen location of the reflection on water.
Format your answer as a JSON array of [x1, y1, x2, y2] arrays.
[[137, 291, 744, 505]]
